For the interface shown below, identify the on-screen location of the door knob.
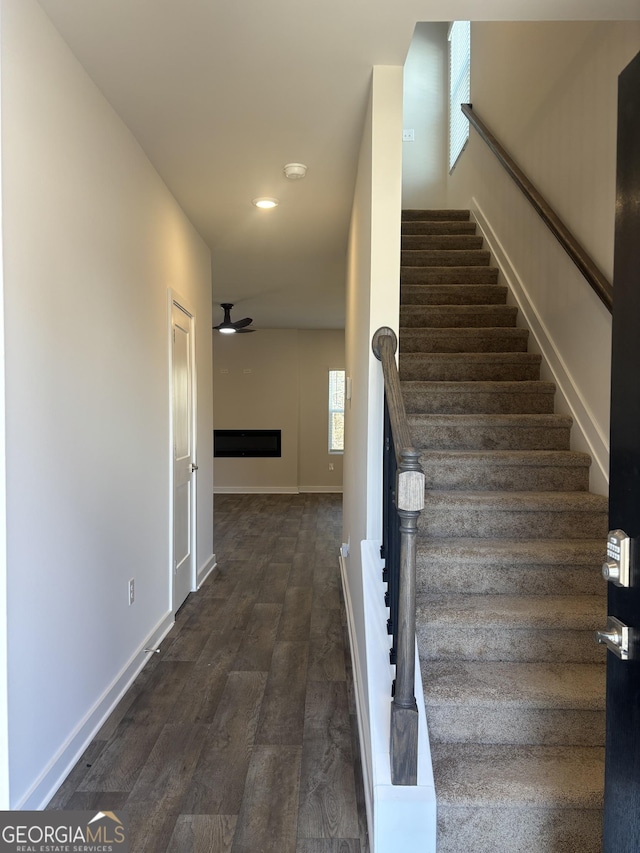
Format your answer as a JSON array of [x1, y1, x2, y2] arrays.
[[595, 616, 632, 660], [190, 463, 199, 472]]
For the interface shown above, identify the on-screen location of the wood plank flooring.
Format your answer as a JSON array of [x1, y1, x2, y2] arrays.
[[48, 493, 369, 853]]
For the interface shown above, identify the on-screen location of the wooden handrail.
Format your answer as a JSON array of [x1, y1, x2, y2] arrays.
[[372, 326, 423, 785], [461, 103, 613, 313]]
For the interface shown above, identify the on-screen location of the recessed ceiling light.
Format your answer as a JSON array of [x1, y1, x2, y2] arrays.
[[252, 197, 279, 209]]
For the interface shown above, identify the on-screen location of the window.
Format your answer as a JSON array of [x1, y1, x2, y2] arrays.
[[449, 20, 470, 172], [328, 369, 345, 453]]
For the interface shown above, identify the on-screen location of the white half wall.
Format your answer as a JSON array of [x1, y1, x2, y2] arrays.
[[354, 542, 436, 853], [343, 64, 405, 843], [2, 0, 213, 808]]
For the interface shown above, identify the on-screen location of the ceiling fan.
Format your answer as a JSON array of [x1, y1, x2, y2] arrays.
[[213, 303, 255, 334]]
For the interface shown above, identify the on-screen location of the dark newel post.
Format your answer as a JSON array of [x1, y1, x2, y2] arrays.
[[390, 447, 422, 785]]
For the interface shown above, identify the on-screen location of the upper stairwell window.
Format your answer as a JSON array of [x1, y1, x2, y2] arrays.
[[328, 369, 345, 453], [449, 20, 471, 172]]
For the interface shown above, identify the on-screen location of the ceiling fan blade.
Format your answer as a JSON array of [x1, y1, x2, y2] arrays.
[[232, 317, 252, 329], [236, 328, 255, 333]]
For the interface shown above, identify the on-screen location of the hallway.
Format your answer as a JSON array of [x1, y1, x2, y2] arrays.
[[48, 493, 368, 852]]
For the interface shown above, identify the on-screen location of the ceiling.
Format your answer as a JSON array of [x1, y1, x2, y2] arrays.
[[36, 0, 640, 331]]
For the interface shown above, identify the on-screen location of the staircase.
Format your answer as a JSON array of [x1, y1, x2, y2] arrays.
[[400, 210, 608, 853]]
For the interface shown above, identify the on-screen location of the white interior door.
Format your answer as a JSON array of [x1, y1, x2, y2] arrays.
[[171, 300, 196, 613]]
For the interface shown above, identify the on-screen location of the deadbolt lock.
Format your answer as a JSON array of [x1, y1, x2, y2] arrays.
[[602, 529, 631, 587]]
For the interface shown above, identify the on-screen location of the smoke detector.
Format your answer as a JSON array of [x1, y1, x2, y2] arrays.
[[283, 162, 307, 180]]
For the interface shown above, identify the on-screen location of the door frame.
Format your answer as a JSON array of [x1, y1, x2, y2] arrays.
[[168, 289, 198, 615]]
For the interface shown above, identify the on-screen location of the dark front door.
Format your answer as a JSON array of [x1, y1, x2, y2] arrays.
[[603, 48, 640, 853]]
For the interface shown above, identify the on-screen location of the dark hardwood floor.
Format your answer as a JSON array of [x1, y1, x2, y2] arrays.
[[48, 493, 369, 853]]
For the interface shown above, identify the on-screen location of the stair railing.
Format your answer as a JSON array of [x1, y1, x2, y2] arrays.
[[372, 326, 424, 786], [461, 103, 613, 313]]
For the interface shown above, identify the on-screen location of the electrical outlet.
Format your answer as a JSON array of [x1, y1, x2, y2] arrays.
[[129, 578, 135, 606], [403, 129, 415, 141]]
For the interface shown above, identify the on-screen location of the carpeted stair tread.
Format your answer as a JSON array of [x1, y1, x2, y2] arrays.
[[420, 490, 608, 539], [402, 234, 484, 250], [421, 448, 590, 467], [400, 351, 541, 382], [421, 449, 591, 491], [416, 537, 606, 596], [416, 594, 606, 662], [423, 489, 607, 512], [416, 536, 605, 567], [402, 220, 477, 235], [402, 380, 557, 414], [401, 304, 518, 328], [400, 284, 508, 306], [430, 743, 604, 810], [418, 593, 605, 630], [407, 412, 572, 449], [418, 630, 603, 664], [400, 326, 529, 352], [402, 248, 492, 267], [401, 266, 500, 284], [422, 660, 605, 711], [436, 809, 602, 853], [424, 660, 605, 747], [402, 209, 470, 221]]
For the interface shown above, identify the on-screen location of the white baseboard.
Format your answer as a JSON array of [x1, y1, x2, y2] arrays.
[[26, 611, 175, 810], [471, 199, 609, 494], [197, 553, 217, 588], [213, 486, 299, 494], [342, 541, 436, 853], [298, 486, 343, 494]]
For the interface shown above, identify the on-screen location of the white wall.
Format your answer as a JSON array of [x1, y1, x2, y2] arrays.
[[447, 22, 640, 493], [212, 329, 344, 492], [2, 0, 213, 808], [343, 64, 404, 828], [402, 22, 448, 210]]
